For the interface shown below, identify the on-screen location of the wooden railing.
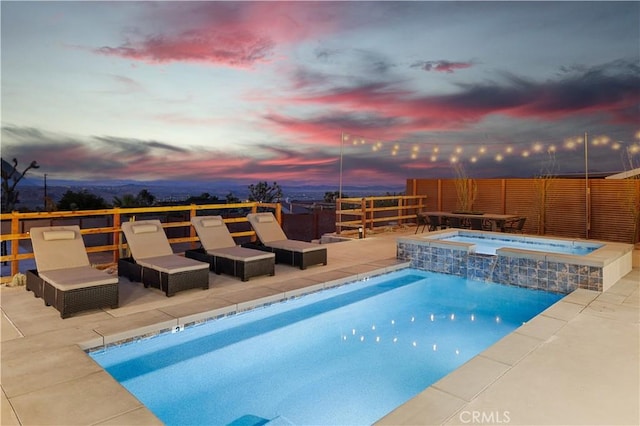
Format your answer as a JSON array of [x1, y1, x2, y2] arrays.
[[336, 195, 428, 238], [0, 202, 281, 284]]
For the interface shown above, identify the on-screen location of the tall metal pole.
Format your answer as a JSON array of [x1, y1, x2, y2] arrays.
[[338, 132, 345, 234], [339, 132, 344, 200], [584, 131, 589, 239], [44, 173, 48, 210]]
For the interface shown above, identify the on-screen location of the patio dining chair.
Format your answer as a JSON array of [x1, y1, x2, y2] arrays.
[[28, 225, 119, 318], [119, 220, 209, 296], [415, 213, 429, 234], [428, 215, 446, 231], [504, 217, 526, 233]]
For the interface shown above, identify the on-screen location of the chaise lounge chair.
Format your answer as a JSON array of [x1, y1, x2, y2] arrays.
[[119, 220, 209, 296], [246, 212, 327, 270], [27, 225, 119, 318], [185, 215, 275, 281]]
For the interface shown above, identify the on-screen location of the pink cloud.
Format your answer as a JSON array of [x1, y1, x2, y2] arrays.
[[96, 30, 274, 68], [94, 2, 342, 68]]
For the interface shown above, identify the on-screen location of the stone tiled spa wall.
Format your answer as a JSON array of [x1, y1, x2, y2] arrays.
[[397, 241, 603, 293]]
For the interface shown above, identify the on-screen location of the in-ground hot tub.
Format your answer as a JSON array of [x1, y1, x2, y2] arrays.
[[397, 230, 633, 293]]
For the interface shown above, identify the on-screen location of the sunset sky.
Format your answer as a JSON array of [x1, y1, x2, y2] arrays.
[[2, 1, 639, 189]]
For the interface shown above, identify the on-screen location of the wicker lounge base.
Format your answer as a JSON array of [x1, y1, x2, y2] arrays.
[[117, 257, 209, 297], [25, 269, 119, 319], [185, 248, 275, 281], [242, 243, 327, 270]]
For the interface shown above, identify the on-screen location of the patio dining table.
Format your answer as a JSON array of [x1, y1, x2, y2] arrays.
[[421, 211, 520, 232]]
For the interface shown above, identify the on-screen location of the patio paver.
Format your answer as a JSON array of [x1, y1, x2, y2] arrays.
[[1, 227, 638, 425]]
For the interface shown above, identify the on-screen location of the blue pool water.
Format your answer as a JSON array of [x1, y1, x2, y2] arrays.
[[90, 269, 563, 425], [441, 234, 600, 256]]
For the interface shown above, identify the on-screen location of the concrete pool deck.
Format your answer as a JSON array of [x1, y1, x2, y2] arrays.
[[1, 227, 638, 425]]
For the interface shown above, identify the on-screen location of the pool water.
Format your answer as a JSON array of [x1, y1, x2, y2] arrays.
[[441, 235, 599, 256], [90, 269, 562, 425]]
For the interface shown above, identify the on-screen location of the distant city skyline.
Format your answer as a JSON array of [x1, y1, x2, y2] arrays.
[[2, 1, 639, 188]]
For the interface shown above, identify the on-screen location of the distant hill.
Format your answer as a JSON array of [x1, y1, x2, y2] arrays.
[[9, 179, 406, 211]]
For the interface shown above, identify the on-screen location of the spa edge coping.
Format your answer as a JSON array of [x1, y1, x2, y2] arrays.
[[397, 230, 634, 268], [80, 262, 411, 352]]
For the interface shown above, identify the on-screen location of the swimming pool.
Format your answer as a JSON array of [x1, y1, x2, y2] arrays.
[[89, 268, 562, 425]]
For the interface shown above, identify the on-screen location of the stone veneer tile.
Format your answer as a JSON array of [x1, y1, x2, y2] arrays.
[[399, 240, 605, 294]]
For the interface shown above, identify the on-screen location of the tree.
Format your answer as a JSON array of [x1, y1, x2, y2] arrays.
[[452, 162, 477, 212], [225, 192, 241, 204], [112, 194, 138, 208], [57, 190, 108, 210], [184, 192, 221, 205], [531, 150, 559, 235], [136, 189, 156, 207], [247, 181, 283, 203], [1, 158, 39, 212], [324, 191, 346, 203], [113, 189, 156, 208]]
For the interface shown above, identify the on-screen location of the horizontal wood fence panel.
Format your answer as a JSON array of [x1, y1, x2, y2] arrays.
[[590, 180, 638, 243], [504, 179, 538, 235], [546, 180, 586, 238], [473, 179, 504, 214], [407, 177, 639, 244]]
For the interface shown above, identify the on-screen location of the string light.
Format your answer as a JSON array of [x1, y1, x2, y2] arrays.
[[340, 131, 639, 166]]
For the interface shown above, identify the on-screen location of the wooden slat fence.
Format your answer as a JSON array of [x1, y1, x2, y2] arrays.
[[407, 178, 639, 244]]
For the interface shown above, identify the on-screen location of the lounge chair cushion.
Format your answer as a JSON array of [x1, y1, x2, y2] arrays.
[[40, 266, 118, 290], [266, 239, 325, 253], [191, 216, 236, 250], [208, 246, 274, 262], [121, 220, 174, 259], [201, 218, 224, 228], [131, 224, 158, 234], [247, 213, 288, 243], [29, 226, 91, 272], [136, 255, 209, 274], [42, 230, 76, 241]]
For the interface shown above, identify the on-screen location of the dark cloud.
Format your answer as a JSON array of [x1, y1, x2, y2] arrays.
[[92, 136, 189, 154], [410, 60, 475, 73], [284, 59, 640, 132]]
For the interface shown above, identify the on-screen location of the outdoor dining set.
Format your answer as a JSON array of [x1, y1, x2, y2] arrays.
[[415, 211, 526, 234]]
